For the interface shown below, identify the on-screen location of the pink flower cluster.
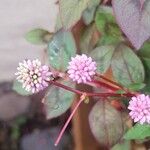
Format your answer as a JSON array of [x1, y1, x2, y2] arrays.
[[15, 59, 53, 93], [128, 94, 150, 124], [67, 54, 97, 83]]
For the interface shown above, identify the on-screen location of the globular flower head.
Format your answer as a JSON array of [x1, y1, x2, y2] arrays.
[[67, 54, 97, 83], [128, 94, 150, 124], [15, 59, 53, 93]]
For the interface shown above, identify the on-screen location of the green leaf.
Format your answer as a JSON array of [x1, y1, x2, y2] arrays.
[[87, 0, 101, 8], [25, 28, 52, 45], [142, 57, 150, 70], [142, 74, 150, 94], [111, 140, 131, 150], [13, 80, 32, 96], [80, 24, 99, 53], [111, 44, 145, 87], [90, 43, 145, 84], [82, 6, 97, 25], [138, 42, 150, 69], [124, 124, 150, 140], [82, 0, 100, 25], [44, 80, 75, 119], [98, 34, 122, 46], [47, 30, 76, 71], [116, 89, 126, 94], [139, 42, 150, 58], [95, 6, 122, 45], [11, 117, 27, 139], [90, 45, 115, 74], [59, 0, 101, 29], [55, 13, 63, 31], [89, 100, 126, 147], [11, 125, 20, 140], [127, 83, 145, 91], [138, 43, 150, 93]]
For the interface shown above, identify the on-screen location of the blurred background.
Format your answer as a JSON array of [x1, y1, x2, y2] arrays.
[[0, 0, 57, 80], [0, 0, 73, 149]]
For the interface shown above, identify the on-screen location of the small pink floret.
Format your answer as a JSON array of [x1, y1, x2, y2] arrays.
[[128, 94, 150, 124], [67, 54, 97, 83], [15, 59, 53, 93]]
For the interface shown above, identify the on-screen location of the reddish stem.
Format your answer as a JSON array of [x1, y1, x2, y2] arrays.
[[96, 73, 127, 91], [55, 95, 84, 146], [91, 80, 120, 91], [49, 80, 82, 95], [49, 81, 135, 97], [86, 92, 134, 97]]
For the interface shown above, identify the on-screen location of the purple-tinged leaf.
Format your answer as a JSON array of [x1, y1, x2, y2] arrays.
[[89, 100, 126, 148], [112, 0, 150, 49]]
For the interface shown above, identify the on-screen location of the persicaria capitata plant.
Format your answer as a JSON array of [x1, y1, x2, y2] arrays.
[[13, 0, 150, 149]]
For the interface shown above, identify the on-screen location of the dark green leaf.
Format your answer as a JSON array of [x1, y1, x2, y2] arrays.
[[47, 30, 76, 71], [141, 71, 150, 94], [90, 45, 115, 74], [11, 117, 27, 139], [13, 80, 32, 96], [111, 44, 145, 87], [89, 100, 126, 147], [138, 43, 150, 69], [139, 43, 150, 58], [44, 81, 75, 119], [138, 43, 150, 93], [11, 126, 20, 139], [25, 28, 52, 45], [124, 124, 150, 140], [142, 57, 150, 70], [95, 6, 122, 45]]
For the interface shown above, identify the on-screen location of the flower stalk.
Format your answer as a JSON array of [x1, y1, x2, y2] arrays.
[[54, 93, 86, 146]]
